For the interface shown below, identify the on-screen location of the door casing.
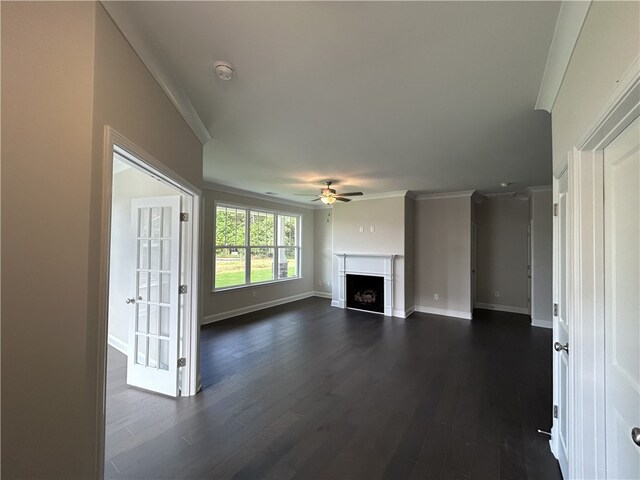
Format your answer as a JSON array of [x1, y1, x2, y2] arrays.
[[553, 59, 639, 479], [96, 126, 202, 477]]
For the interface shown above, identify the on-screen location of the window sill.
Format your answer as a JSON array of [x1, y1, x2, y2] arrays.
[[212, 276, 303, 293]]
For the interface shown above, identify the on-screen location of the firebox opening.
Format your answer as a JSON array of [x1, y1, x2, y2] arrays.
[[346, 274, 384, 313]]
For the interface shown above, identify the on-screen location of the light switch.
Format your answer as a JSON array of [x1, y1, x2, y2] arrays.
[[359, 226, 364, 233]]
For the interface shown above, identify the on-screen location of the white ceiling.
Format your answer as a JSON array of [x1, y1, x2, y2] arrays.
[[108, 1, 561, 203]]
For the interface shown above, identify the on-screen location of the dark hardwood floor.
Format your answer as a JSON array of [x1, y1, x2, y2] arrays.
[[105, 297, 561, 480]]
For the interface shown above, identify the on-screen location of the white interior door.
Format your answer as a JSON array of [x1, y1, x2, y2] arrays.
[[604, 116, 640, 479], [553, 169, 569, 477], [127, 196, 182, 397]]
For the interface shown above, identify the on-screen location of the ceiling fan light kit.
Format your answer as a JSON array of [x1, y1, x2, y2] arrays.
[[321, 196, 337, 205]]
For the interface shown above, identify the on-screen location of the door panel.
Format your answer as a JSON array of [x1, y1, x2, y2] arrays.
[[554, 169, 569, 477], [604, 116, 640, 479], [127, 196, 181, 397]]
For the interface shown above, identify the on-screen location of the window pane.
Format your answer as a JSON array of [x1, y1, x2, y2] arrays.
[[250, 211, 274, 246], [277, 247, 298, 279], [250, 248, 274, 283], [215, 248, 246, 288], [278, 215, 297, 247], [216, 206, 246, 246]]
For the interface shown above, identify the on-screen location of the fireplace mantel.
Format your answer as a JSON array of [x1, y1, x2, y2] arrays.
[[332, 253, 398, 316]]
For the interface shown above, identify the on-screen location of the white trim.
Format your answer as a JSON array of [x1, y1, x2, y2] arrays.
[[405, 306, 416, 317], [205, 182, 317, 210], [414, 190, 475, 201], [414, 305, 472, 320], [203, 291, 316, 324], [532, 318, 553, 329], [576, 56, 640, 151], [313, 291, 332, 299], [535, 1, 592, 112], [100, 2, 212, 144], [475, 302, 530, 315], [562, 56, 639, 480], [107, 334, 128, 356]]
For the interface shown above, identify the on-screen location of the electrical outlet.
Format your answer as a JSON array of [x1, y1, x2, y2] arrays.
[[434, 293, 439, 300], [495, 291, 500, 297], [370, 225, 375, 232]]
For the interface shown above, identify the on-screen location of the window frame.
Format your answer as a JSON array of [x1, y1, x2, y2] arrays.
[[213, 201, 302, 291]]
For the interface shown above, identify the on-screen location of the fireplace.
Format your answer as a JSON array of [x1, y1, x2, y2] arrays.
[[333, 253, 397, 317], [347, 274, 384, 313]]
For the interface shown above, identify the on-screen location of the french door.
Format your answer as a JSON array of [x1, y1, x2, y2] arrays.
[[127, 196, 182, 397], [553, 168, 569, 477]]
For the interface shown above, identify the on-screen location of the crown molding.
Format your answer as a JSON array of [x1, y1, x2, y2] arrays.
[[101, 1, 212, 144], [414, 190, 476, 201], [535, 1, 591, 113], [528, 185, 553, 193], [345, 190, 411, 202], [204, 182, 318, 210]]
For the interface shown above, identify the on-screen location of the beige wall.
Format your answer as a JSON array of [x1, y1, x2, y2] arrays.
[[332, 196, 407, 314], [108, 165, 180, 350], [2, 3, 97, 478], [552, 1, 640, 171], [476, 197, 530, 312], [1, 3, 203, 478], [531, 189, 553, 326], [203, 188, 316, 321], [404, 197, 415, 311], [414, 196, 472, 317], [314, 208, 333, 295]]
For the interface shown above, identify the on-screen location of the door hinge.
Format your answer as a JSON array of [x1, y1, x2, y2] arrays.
[[179, 285, 188, 294], [180, 212, 189, 222], [553, 405, 558, 419], [553, 303, 558, 316], [178, 357, 187, 368], [553, 203, 559, 216]]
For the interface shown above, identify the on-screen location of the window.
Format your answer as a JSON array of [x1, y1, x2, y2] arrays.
[[214, 204, 301, 289]]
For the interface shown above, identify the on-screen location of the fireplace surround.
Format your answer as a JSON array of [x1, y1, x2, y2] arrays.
[[333, 253, 396, 316]]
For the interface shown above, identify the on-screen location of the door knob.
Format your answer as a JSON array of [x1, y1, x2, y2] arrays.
[[554, 342, 569, 354], [633, 427, 640, 446], [125, 297, 136, 304]]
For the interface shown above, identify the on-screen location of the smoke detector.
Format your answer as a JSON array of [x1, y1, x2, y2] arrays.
[[214, 61, 234, 81]]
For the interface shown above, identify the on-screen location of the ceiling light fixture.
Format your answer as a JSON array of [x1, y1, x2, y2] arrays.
[[321, 196, 336, 205], [214, 61, 234, 81]]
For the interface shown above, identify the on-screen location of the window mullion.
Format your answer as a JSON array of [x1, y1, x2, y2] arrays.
[[245, 209, 250, 285]]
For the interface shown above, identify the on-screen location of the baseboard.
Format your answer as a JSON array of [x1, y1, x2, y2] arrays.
[[108, 334, 128, 356], [405, 306, 416, 317], [331, 300, 340, 308], [532, 318, 553, 329], [203, 291, 316, 324], [475, 302, 530, 315], [414, 305, 472, 320], [313, 291, 332, 299]]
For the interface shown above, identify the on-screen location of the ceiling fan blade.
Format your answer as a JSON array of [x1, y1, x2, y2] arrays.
[[337, 192, 363, 196], [295, 193, 319, 196], [311, 197, 321, 202], [335, 197, 351, 202]]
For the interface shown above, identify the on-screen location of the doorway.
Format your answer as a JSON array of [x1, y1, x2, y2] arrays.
[[99, 129, 201, 476]]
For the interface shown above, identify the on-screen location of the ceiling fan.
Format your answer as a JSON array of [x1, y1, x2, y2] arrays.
[[297, 181, 363, 204]]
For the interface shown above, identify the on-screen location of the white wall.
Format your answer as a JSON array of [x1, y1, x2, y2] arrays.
[[108, 164, 179, 353], [414, 196, 472, 318], [332, 196, 407, 315], [530, 188, 553, 328], [1, 3, 203, 477], [202, 188, 316, 323], [476, 196, 530, 314], [314, 208, 333, 295], [404, 197, 415, 312], [552, 1, 640, 173]]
